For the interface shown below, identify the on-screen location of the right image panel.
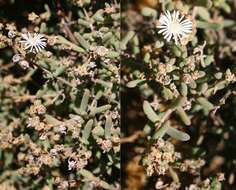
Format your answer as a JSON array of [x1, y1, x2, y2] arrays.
[[122, 0, 236, 189]]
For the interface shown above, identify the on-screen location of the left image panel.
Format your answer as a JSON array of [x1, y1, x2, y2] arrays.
[[0, 1, 120, 189]]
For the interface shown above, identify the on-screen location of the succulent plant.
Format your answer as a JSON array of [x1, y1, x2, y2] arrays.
[[122, 0, 235, 189], [0, 1, 120, 189]]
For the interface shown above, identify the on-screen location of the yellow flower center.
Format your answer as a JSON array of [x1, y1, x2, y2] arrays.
[[169, 21, 181, 33]]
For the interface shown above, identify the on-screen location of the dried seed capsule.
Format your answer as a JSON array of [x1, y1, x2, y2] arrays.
[[19, 60, 30, 70], [8, 30, 16, 38], [12, 54, 22, 63]]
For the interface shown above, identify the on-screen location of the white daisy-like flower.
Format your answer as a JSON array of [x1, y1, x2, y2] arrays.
[[20, 32, 47, 53], [157, 10, 193, 44]]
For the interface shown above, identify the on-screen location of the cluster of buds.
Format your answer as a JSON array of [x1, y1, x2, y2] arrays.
[[143, 139, 181, 176]]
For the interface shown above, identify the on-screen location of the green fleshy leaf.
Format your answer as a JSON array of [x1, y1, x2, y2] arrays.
[[80, 89, 90, 113], [176, 107, 191, 126], [143, 101, 160, 123], [82, 119, 93, 144], [126, 79, 145, 88], [105, 115, 112, 139], [166, 127, 190, 141]]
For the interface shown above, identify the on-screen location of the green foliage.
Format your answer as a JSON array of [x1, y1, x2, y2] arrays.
[[0, 1, 120, 189], [122, 0, 234, 188]]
